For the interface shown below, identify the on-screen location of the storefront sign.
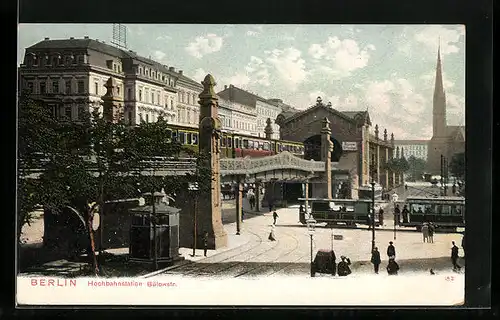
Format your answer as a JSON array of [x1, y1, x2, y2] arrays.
[[342, 142, 358, 151]]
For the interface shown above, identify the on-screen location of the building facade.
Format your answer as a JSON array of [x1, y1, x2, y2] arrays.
[[275, 97, 398, 198], [427, 46, 466, 174], [394, 140, 428, 160], [19, 37, 261, 138], [217, 85, 288, 140]]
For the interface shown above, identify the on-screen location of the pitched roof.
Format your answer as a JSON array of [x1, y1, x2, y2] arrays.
[[217, 85, 271, 106], [26, 38, 202, 86], [447, 125, 465, 141]]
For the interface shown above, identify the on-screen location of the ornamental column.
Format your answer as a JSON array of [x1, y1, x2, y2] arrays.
[[321, 117, 333, 199], [264, 118, 274, 140], [196, 74, 227, 249], [101, 77, 124, 123]]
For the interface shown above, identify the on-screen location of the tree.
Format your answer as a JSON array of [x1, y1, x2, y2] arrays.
[[406, 156, 427, 181], [383, 157, 410, 174], [18, 96, 210, 275], [449, 152, 465, 180]]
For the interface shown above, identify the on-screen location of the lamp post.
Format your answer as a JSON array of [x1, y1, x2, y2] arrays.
[[188, 182, 199, 257], [370, 181, 376, 252], [306, 217, 316, 277]]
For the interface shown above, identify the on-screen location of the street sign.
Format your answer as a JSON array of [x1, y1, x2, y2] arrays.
[[333, 235, 344, 240], [342, 141, 358, 151]]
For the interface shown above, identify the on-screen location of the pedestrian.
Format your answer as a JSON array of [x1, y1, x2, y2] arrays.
[[452, 184, 457, 195], [337, 256, 352, 276], [387, 241, 396, 259], [386, 256, 400, 275], [394, 204, 401, 225], [268, 225, 276, 241], [203, 231, 209, 257], [249, 194, 255, 210], [273, 211, 279, 225], [461, 234, 465, 258], [451, 241, 461, 271], [402, 205, 410, 224], [428, 223, 435, 243], [378, 207, 384, 226], [422, 223, 429, 243], [371, 247, 381, 274], [268, 202, 273, 213]]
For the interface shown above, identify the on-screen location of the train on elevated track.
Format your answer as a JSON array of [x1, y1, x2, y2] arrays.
[[164, 124, 305, 158]]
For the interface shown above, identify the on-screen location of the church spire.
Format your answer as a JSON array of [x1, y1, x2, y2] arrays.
[[432, 37, 447, 138]]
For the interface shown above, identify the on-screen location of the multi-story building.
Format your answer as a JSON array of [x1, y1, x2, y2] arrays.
[[393, 140, 429, 160], [217, 85, 284, 139], [18, 37, 265, 138]]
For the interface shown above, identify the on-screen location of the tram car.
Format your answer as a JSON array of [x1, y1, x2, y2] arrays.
[[164, 124, 305, 158], [298, 198, 385, 227], [396, 196, 465, 231]]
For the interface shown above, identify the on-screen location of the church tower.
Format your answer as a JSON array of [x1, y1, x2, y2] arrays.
[[432, 43, 447, 138], [427, 42, 450, 174]]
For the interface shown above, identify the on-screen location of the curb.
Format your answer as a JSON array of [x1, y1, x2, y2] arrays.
[[140, 260, 193, 279]]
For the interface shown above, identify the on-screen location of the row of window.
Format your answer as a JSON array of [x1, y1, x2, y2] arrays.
[[178, 91, 197, 105], [25, 80, 85, 94], [48, 104, 86, 120], [409, 204, 464, 215], [25, 53, 87, 68], [137, 66, 175, 87]]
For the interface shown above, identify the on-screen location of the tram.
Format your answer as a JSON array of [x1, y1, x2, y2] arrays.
[[163, 124, 305, 158], [396, 196, 465, 231], [298, 198, 386, 227]]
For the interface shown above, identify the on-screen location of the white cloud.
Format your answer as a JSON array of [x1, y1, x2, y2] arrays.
[[308, 37, 373, 78], [414, 25, 464, 55], [365, 80, 395, 113], [246, 30, 259, 37], [265, 47, 309, 89], [155, 35, 172, 41], [193, 68, 208, 83], [185, 33, 223, 59], [446, 93, 465, 125], [153, 50, 166, 61], [283, 35, 295, 41]]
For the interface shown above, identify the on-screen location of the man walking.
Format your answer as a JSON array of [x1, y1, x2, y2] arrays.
[[451, 241, 461, 271], [371, 247, 381, 274], [422, 223, 429, 243], [273, 211, 279, 225], [378, 207, 384, 226], [203, 231, 209, 257], [428, 223, 435, 243], [387, 241, 396, 259]]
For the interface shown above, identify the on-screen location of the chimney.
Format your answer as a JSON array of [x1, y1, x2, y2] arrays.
[[84, 36, 89, 39], [70, 37, 74, 40], [179, 70, 183, 75], [230, 84, 234, 88], [224, 85, 228, 90], [169, 67, 175, 72], [44, 37, 49, 40]]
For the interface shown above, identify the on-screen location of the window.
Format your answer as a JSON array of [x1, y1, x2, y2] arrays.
[[179, 132, 186, 144], [51, 56, 57, 66], [145, 114, 149, 123], [127, 88, 132, 100], [77, 55, 84, 64], [146, 69, 149, 77], [118, 65, 121, 73], [187, 110, 191, 123], [243, 139, 249, 149], [192, 133, 198, 145], [52, 81, 59, 94], [117, 86, 120, 95], [128, 111, 132, 124], [27, 82, 34, 93], [187, 133, 192, 145], [77, 81, 85, 94], [39, 82, 46, 94], [65, 106, 72, 119], [77, 106, 85, 119], [95, 82, 99, 95], [65, 56, 71, 65], [65, 80, 71, 94], [157, 94, 160, 105], [151, 92, 154, 104], [139, 67, 143, 74], [139, 90, 142, 101]]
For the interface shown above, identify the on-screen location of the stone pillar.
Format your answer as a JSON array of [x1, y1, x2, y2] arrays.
[[376, 145, 380, 184], [101, 77, 124, 123], [196, 74, 227, 249], [235, 181, 243, 235], [321, 117, 333, 199], [351, 174, 359, 200], [255, 182, 261, 212], [385, 147, 389, 189], [264, 118, 274, 140]]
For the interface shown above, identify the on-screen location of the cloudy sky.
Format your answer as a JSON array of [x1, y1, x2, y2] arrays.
[[18, 24, 465, 140]]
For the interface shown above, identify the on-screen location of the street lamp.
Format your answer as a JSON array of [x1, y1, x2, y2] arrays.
[[188, 182, 199, 257], [306, 216, 317, 277], [370, 181, 376, 252]]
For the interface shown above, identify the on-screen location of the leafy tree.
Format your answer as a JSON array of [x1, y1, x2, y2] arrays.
[[449, 152, 465, 180], [383, 157, 410, 174], [406, 156, 427, 181], [18, 95, 210, 275]]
